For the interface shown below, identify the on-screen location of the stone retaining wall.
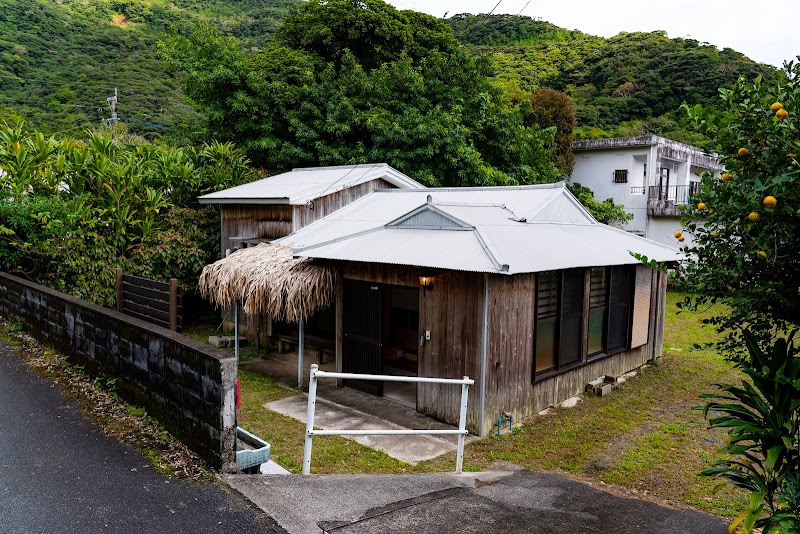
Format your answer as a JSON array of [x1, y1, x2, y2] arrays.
[[0, 272, 237, 472]]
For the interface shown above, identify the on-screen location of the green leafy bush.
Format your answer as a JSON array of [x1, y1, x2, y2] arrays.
[[697, 331, 800, 533], [0, 122, 249, 306]]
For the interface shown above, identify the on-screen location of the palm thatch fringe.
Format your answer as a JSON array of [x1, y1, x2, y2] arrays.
[[199, 243, 338, 323]]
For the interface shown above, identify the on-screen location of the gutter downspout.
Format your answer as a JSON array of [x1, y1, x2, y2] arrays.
[[479, 272, 489, 437]]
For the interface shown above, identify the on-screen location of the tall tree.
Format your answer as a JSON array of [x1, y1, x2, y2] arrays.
[[526, 88, 576, 176], [679, 61, 800, 354], [161, 1, 559, 186]]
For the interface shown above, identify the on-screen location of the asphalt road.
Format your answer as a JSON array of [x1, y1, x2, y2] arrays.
[[0, 341, 281, 534]]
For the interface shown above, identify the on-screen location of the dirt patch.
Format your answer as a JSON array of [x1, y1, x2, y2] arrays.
[[111, 14, 128, 27]]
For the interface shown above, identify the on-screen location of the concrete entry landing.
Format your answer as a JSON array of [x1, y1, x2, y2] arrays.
[[266, 388, 474, 464]]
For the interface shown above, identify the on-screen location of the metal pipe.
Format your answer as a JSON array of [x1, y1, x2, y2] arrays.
[[302, 363, 319, 475], [313, 370, 473, 385], [479, 272, 489, 437], [298, 318, 305, 388], [234, 302, 239, 361], [310, 429, 468, 436], [456, 378, 469, 473]]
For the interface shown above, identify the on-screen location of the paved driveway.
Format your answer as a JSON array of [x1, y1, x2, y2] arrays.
[[227, 469, 727, 534], [0, 342, 281, 534]]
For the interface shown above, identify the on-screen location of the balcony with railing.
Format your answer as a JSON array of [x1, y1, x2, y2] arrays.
[[648, 184, 700, 216]]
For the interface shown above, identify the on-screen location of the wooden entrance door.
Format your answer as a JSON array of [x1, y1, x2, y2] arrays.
[[342, 280, 383, 396]]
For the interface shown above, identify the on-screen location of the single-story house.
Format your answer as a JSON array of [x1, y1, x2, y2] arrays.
[[197, 163, 424, 340], [200, 182, 678, 437]]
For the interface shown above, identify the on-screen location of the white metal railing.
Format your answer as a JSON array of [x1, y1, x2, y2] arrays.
[[302, 364, 474, 475]]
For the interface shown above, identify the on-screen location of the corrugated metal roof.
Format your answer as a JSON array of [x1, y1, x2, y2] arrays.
[[279, 183, 680, 275], [197, 163, 424, 205]]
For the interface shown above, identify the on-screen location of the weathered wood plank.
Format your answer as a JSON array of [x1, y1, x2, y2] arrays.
[[123, 300, 171, 324], [122, 274, 170, 292], [123, 291, 171, 314], [124, 308, 171, 330], [293, 178, 395, 229], [122, 281, 169, 302]]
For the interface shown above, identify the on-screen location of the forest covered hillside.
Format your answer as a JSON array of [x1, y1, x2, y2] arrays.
[[0, 0, 300, 138], [0, 3, 777, 144], [445, 14, 778, 142]]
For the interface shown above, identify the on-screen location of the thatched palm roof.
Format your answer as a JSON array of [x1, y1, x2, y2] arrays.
[[199, 244, 338, 323]]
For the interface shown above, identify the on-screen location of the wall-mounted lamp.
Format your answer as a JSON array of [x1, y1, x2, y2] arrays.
[[419, 273, 434, 290]]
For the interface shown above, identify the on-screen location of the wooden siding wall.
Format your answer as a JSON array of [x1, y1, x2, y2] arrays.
[[338, 262, 484, 433], [220, 178, 396, 341], [293, 178, 395, 229], [220, 204, 293, 254], [481, 267, 668, 437], [417, 270, 483, 433], [483, 273, 535, 433]]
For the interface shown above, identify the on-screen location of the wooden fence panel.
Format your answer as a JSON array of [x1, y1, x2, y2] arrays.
[[115, 268, 182, 332]]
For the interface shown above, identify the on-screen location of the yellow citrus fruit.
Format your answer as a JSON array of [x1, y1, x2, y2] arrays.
[[674, 231, 682, 238], [748, 211, 761, 222], [14, 141, 20, 150], [763, 195, 777, 207], [721, 173, 733, 181], [697, 202, 706, 210], [757, 250, 768, 259], [776, 109, 789, 119], [790, 153, 798, 159], [678, 236, 685, 242], [710, 231, 719, 237], [770, 102, 784, 111], [738, 147, 750, 158]]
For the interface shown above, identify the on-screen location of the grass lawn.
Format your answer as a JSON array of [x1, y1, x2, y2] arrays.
[[198, 291, 746, 516]]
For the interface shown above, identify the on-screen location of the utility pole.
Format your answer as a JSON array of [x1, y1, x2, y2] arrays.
[[106, 88, 119, 136]]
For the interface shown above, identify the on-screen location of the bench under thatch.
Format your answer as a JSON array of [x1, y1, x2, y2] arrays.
[[199, 244, 338, 323]]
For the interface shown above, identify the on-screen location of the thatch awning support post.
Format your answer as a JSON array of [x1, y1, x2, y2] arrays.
[[298, 319, 305, 388], [234, 301, 240, 361]]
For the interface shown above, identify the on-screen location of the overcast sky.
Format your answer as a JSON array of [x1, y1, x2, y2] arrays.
[[387, 0, 799, 68]]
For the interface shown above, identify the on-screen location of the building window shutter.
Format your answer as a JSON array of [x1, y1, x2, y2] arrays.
[[535, 272, 558, 374], [630, 265, 653, 348], [587, 267, 608, 356], [558, 269, 585, 367], [614, 169, 628, 183], [607, 266, 632, 352]]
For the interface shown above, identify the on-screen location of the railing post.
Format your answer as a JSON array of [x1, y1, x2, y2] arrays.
[[456, 377, 469, 474], [234, 301, 239, 361], [298, 319, 305, 389], [302, 363, 319, 475], [169, 278, 178, 332], [115, 268, 124, 313]]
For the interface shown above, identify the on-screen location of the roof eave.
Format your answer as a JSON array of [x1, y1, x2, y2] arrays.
[[197, 197, 291, 205]]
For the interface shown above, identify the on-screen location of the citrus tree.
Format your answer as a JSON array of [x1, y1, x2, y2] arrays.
[[680, 59, 800, 355], [682, 60, 800, 533]]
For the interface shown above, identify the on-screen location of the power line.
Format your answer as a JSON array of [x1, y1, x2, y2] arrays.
[[517, 0, 533, 16]]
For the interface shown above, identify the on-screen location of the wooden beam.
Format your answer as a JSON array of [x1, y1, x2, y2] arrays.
[[116, 268, 124, 313], [169, 278, 179, 332]]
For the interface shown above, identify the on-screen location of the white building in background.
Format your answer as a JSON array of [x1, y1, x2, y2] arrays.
[[569, 136, 723, 248]]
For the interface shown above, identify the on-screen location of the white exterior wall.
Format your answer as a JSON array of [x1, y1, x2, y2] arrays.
[[571, 136, 722, 249], [647, 217, 691, 248], [570, 146, 650, 235]]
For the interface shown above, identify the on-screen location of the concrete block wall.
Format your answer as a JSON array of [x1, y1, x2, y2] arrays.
[[0, 272, 237, 473]]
